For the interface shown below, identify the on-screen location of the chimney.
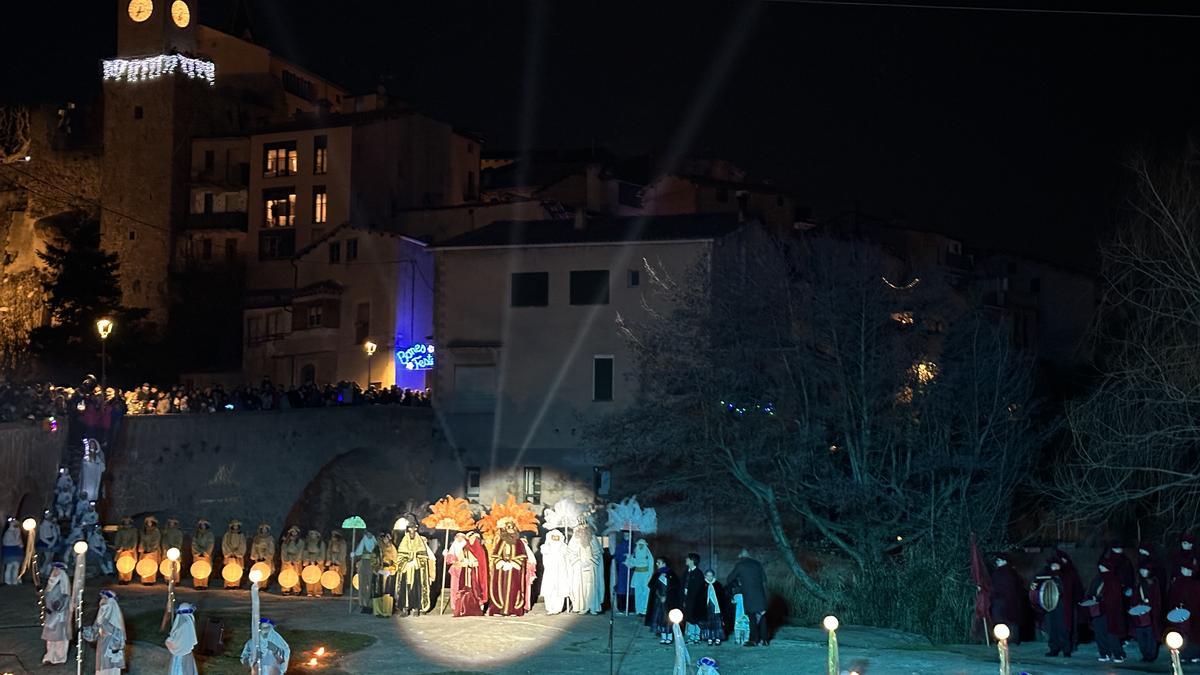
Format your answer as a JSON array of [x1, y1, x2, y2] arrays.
[[574, 208, 587, 230]]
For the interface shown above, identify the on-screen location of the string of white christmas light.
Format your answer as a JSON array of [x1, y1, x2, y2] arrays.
[[101, 54, 216, 86]]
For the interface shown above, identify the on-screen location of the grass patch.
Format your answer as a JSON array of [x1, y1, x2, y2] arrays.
[[125, 609, 376, 675]]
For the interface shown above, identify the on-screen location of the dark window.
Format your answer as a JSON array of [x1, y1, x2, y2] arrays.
[[618, 182, 642, 207], [312, 186, 327, 224], [511, 272, 549, 307], [281, 70, 317, 102], [200, 238, 212, 260], [354, 302, 369, 344], [128, 230, 136, 240], [346, 238, 358, 261], [300, 364, 316, 384], [465, 171, 476, 201], [224, 238, 237, 262], [328, 241, 341, 263], [263, 141, 298, 177], [628, 270, 640, 288], [203, 192, 214, 214], [1030, 278, 1041, 294], [203, 150, 215, 173], [465, 467, 481, 500], [263, 187, 296, 228], [523, 467, 542, 505], [593, 356, 614, 401], [258, 229, 295, 260], [715, 187, 729, 202], [307, 305, 323, 328], [313, 135, 328, 174], [570, 270, 610, 305], [133, 106, 143, 119]]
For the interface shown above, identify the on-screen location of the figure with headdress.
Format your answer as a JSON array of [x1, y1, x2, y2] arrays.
[[161, 518, 183, 558], [1030, 550, 1073, 657], [165, 602, 198, 675], [114, 516, 138, 584], [79, 438, 105, 503], [2, 517, 23, 585], [394, 517, 434, 615], [76, 499, 100, 534], [352, 530, 378, 614], [249, 523, 276, 588], [450, 531, 488, 616], [37, 509, 61, 577], [611, 530, 632, 614], [240, 617, 290, 675], [488, 517, 534, 616], [83, 589, 126, 674], [41, 562, 72, 664], [88, 526, 114, 575], [137, 516, 161, 584], [566, 522, 603, 615], [1085, 559, 1128, 663], [221, 520, 246, 589], [1132, 557, 1163, 662], [326, 530, 347, 596], [278, 526, 302, 595], [302, 529, 326, 598], [628, 538, 654, 615], [191, 519, 214, 590], [372, 531, 398, 616], [1171, 534, 1198, 584], [540, 529, 570, 614]]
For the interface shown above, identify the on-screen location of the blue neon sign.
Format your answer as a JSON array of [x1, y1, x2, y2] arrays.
[[396, 343, 435, 370]]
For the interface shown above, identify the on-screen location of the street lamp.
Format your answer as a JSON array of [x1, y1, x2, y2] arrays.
[[992, 623, 1011, 675], [161, 547, 180, 631], [1167, 631, 1185, 675], [363, 340, 378, 390], [823, 615, 840, 675], [96, 319, 114, 390]]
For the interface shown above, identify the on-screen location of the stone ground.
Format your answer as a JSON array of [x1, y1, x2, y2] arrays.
[[0, 581, 1188, 674]]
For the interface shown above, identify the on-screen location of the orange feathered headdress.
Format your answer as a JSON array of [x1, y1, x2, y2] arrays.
[[477, 494, 539, 535], [420, 495, 476, 532]]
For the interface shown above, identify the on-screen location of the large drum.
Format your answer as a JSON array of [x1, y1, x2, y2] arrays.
[[250, 562, 273, 584], [159, 559, 179, 578], [190, 559, 212, 580], [222, 562, 243, 584], [1029, 578, 1059, 612], [320, 569, 342, 591], [136, 557, 158, 579], [1129, 604, 1153, 628], [301, 564, 323, 586], [115, 552, 136, 575], [277, 567, 299, 590], [351, 573, 359, 590], [1169, 607, 1192, 624], [1080, 598, 1101, 618]]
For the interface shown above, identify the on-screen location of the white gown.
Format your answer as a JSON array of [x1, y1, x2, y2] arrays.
[[41, 567, 71, 664], [79, 443, 105, 501], [241, 626, 291, 675], [84, 594, 126, 675], [566, 534, 604, 614], [166, 608, 198, 675], [539, 531, 570, 614], [629, 539, 655, 615]]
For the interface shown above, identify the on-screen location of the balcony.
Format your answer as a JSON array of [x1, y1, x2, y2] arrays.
[[192, 164, 251, 187], [186, 212, 248, 232]]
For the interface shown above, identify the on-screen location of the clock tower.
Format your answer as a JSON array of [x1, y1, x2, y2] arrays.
[[101, 0, 209, 328]]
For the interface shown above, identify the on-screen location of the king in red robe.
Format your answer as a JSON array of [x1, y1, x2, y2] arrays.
[[447, 532, 488, 617], [487, 519, 534, 616]]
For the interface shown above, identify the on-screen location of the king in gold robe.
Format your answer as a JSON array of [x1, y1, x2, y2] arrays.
[[394, 522, 435, 615], [487, 519, 535, 616]]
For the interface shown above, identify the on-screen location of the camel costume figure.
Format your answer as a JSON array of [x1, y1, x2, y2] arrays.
[[138, 515, 162, 584], [301, 529, 326, 597], [41, 562, 72, 665], [540, 529, 571, 614], [278, 526, 303, 596], [83, 589, 126, 674], [165, 603, 198, 675], [190, 520, 214, 589], [221, 520, 247, 589], [249, 523, 276, 587], [326, 531, 347, 596], [394, 519, 435, 615], [113, 516, 138, 583], [240, 617, 290, 675]]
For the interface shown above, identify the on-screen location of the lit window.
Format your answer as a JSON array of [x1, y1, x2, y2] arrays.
[[593, 355, 614, 401], [307, 305, 323, 328], [263, 141, 298, 177], [523, 467, 542, 505], [263, 188, 296, 228], [912, 360, 938, 385], [313, 186, 327, 224], [891, 311, 914, 325]]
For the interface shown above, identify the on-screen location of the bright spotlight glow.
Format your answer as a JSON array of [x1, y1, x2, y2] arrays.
[[393, 518, 409, 531], [96, 318, 114, 339], [315, 647, 326, 656], [248, 569, 263, 584], [1167, 631, 1185, 650], [21, 518, 36, 532], [306, 657, 317, 667], [166, 547, 180, 561], [992, 623, 1010, 641], [73, 540, 88, 554], [669, 608, 684, 625], [823, 615, 839, 631]]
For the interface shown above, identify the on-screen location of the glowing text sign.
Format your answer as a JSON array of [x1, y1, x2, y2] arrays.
[[396, 343, 435, 370]]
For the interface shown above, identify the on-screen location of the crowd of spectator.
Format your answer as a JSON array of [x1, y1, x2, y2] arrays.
[[0, 377, 431, 424]]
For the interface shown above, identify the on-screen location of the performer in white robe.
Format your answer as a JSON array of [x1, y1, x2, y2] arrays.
[[628, 538, 654, 615], [54, 468, 75, 520], [241, 617, 290, 674], [540, 529, 570, 614], [165, 603, 198, 675], [88, 526, 114, 575], [566, 523, 604, 614], [84, 589, 126, 674], [37, 509, 61, 577], [41, 562, 71, 665], [2, 517, 23, 585], [79, 439, 105, 502]]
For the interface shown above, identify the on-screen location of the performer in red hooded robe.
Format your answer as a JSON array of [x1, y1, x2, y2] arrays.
[[1031, 552, 1074, 657], [989, 554, 1025, 645], [1053, 549, 1086, 653], [447, 532, 488, 616], [1131, 559, 1163, 662], [1086, 561, 1127, 664], [1170, 534, 1198, 583], [1166, 561, 1200, 662]]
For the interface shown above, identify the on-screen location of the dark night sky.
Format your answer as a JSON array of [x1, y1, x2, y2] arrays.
[[9, 1, 1200, 266]]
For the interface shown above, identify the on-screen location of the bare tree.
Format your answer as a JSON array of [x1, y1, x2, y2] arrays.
[[1049, 154, 1200, 534], [591, 229, 1042, 637]]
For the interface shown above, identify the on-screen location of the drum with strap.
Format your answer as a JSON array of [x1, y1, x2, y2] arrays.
[[1029, 578, 1059, 612], [136, 557, 158, 579], [1080, 598, 1102, 618], [278, 567, 299, 590], [1129, 604, 1153, 627], [321, 569, 341, 591], [250, 562, 273, 584], [190, 558, 212, 581], [1168, 607, 1192, 624], [221, 561, 243, 584], [116, 552, 136, 575], [301, 564, 323, 586]]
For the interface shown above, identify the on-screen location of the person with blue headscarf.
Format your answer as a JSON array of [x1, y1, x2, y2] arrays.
[[241, 617, 290, 674], [165, 603, 198, 675]]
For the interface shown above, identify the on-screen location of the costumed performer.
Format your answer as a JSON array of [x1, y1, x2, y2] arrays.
[[352, 530, 378, 614], [83, 589, 126, 674], [326, 530, 347, 596], [394, 518, 434, 615], [37, 508, 61, 577], [488, 518, 533, 616], [137, 515, 162, 584], [540, 529, 570, 614], [302, 529, 326, 598], [249, 523, 275, 588], [449, 532, 487, 616], [79, 438, 105, 503], [646, 556, 681, 644], [611, 530, 632, 614], [165, 602, 198, 675], [2, 517, 23, 585], [1132, 560, 1162, 662], [190, 519, 214, 590], [240, 617, 290, 675], [41, 562, 72, 665], [221, 520, 247, 589], [278, 526, 302, 595], [114, 516, 138, 584], [1167, 561, 1200, 662], [1085, 561, 1127, 664], [628, 538, 654, 616], [374, 531, 398, 617], [682, 553, 705, 643], [699, 569, 726, 645], [566, 522, 603, 615]]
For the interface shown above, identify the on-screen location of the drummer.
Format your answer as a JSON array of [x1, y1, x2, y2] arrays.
[[1030, 552, 1073, 658], [1167, 561, 1200, 662], [302, 530, 327, 597], [326, 531, 347, 596], [1132, 560, 1163, 663], [191, 519, 215, 590], [279, 526, 303, 596], [221, 520, 247, 589], [250, 523, 276, 584], [161, 518, 184, 564], [113, 516, 138, 584], [138, 515, 162, 584]]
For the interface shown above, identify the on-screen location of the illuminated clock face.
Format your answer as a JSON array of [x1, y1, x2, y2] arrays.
[[171, 0, 190, 28], [128, 0, 153, 22]]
